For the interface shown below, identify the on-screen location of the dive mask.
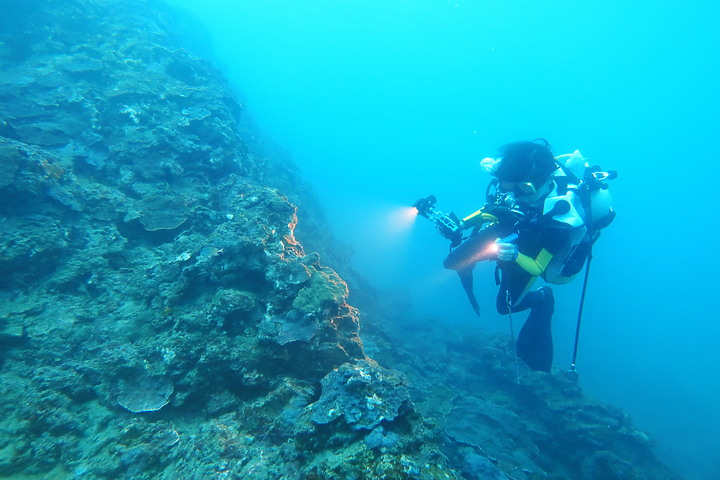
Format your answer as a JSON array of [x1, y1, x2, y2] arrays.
[[499, 180, 536, 196]]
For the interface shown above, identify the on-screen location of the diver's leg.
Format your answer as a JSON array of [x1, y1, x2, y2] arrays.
[[516, 287, 554, 372], [496, 263, 535, 314], [496, 267, 554, 371]]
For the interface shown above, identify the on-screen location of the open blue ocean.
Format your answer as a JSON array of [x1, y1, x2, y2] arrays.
[[166, 1, 720, 479]]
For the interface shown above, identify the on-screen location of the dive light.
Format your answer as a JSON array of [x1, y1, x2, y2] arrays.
[[413, 195, 463, 246], [443, 223, 518, 270]]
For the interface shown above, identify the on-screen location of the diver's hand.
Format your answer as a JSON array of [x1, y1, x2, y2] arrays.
[[496, 242, 518, 262]]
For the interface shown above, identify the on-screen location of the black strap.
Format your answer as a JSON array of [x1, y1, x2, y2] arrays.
[[554, 159, 582, 185]]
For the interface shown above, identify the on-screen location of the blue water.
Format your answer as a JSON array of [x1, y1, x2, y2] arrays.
[[165, 1, 720, 478]]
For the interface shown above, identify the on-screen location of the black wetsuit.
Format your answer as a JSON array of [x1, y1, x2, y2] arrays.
[[495, 208, 573, 372]]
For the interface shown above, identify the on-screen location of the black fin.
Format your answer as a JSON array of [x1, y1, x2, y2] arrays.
[[457, 267, 480, 316]]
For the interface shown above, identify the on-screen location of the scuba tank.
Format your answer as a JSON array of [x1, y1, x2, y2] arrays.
[[542, 150, 616, 283], [554, 150, 617, 230]]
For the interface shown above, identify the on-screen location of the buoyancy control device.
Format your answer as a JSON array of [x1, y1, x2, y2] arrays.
[[542, 150, 617, 283]]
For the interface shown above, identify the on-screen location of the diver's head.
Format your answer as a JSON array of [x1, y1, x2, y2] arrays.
[[490, 139, 557, 203]]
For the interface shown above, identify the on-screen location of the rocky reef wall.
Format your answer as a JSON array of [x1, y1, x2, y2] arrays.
[[0, 1, 681, 479]]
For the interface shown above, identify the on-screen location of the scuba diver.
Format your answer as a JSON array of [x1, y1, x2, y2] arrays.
[[414, 139, 616, 373]]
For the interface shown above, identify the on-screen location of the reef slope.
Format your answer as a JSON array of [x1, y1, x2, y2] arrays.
[[0, 1, 680, 479]]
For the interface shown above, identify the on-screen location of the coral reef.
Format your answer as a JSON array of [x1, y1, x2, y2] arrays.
[[310, 360, 410, 430], [0, 0, 680, 479]]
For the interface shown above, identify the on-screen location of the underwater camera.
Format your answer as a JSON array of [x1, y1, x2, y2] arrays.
[[413, 195, 463, 247]]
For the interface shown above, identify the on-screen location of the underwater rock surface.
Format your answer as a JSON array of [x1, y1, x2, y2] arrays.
[[0, 0, 680, 479]]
